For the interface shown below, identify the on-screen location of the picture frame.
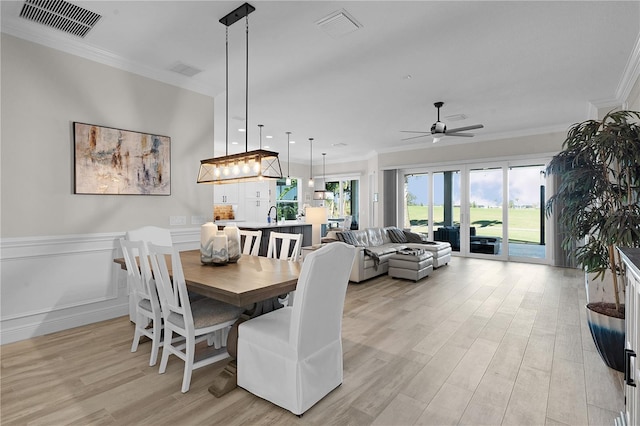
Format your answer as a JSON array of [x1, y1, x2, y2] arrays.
[[73, 122, 171, 195]]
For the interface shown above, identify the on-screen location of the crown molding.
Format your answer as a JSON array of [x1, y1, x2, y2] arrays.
[[616, 33, 640, 104], [1, 22, 215, 97]]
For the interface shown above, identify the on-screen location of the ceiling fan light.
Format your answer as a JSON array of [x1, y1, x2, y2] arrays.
[[433, 136, 442, 143]]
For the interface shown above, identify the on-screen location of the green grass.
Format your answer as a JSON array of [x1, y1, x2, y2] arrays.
[[406, 205, 543, 243]]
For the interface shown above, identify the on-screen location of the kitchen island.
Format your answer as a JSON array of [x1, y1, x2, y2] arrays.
[[216, 221, 312, 257]]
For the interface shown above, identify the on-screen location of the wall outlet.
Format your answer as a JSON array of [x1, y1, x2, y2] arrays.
[[169, 215, 187, 226], [191, 215, 206, 225]]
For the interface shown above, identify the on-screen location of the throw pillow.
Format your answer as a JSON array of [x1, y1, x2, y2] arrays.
[[387, 228, 407, 243], [336, 231, 358, 246], [404, 230, 427, 243]]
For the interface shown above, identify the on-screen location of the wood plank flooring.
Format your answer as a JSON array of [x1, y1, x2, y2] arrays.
[[1, 258, 624, 425]]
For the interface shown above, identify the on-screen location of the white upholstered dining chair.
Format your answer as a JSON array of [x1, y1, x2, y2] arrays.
[[147, 243, 244, 393], [239, 229, 262, 256], [237, 242, 357, 415], [120, 238, 163, 366], [266, 232, 302, 261]]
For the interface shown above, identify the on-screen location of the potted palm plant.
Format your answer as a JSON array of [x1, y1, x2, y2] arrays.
[[545, 109, 640, 371]]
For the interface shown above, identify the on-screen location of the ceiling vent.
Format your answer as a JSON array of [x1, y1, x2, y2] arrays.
[[445, 114, 467, 122], [168, 62, 203, 77], [316, 9, 362, 39], [19, 0, 101, 38]]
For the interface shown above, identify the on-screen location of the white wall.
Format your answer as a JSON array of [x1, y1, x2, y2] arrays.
[[1, 34, 215, 238]]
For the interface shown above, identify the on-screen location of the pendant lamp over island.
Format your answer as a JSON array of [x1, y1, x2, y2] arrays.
[[314, 152, 329, 200], [197, 2, 282, 184], [286, 131, 292, 185], [307, 138, 315, 188]]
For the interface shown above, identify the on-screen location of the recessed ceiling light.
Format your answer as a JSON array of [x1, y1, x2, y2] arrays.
[[290, 140, 296, 144], [231, 141, 239, 145], [266, 135, 273, 139], [403, 74, 412, 80], [264, 145, 270, 149], [238, 128, 246, 132]]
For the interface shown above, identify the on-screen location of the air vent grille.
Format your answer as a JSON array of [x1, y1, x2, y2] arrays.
[[19, 0, 101, 38], [316, 9, 361, 39], [168, 62, 203, 77]]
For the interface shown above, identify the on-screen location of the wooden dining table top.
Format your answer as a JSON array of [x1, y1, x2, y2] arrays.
[[114, 249, 301, 307]]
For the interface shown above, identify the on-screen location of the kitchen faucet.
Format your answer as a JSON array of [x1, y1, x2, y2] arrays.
[[267, 205, 277, 224]]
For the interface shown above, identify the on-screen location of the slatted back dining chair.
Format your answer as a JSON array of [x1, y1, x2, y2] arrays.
[[120, 238, 163, 366], [266, 232, 302, 261], [237, 242, 357, 415], [147, 243, 244, 393], [239, 230, 262, 256]]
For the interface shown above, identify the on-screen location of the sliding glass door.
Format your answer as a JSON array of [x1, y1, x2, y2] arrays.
[[402, 159, 549, 264], [468, 167, 504, 257], [507, 165, 546, 261], [404, 169, 461, 250]]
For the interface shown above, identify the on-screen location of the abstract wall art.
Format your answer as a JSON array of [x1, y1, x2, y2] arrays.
[[73, 122, 171, 195]]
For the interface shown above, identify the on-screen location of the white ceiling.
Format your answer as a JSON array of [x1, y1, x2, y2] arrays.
[[2, 1, 639, 164]]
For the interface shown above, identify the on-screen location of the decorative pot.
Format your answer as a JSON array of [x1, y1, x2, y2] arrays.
[[586, 304, 625, 372]]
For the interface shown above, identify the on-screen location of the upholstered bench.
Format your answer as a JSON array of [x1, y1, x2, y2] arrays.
[[388, 249, 433, 282]]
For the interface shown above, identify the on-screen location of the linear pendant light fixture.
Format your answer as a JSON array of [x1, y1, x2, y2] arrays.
[[197, 2, 282, 184]]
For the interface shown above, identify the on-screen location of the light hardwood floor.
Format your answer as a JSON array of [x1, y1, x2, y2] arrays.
[[1, 258, 624, 425]]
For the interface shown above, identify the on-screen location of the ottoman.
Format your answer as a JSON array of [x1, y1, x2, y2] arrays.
[[405, 241, 452, 268], [388, 249, 434, 282]]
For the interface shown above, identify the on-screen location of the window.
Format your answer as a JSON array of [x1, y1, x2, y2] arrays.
[[276, 178, 298, 220], [325, 178, 359, 229]]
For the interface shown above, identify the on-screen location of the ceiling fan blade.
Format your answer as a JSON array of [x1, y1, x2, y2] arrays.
[[446, 124, 484, 133], [401, 134, 432, 141], [400, 130, 432, 134], [445, 132, 475, 137]]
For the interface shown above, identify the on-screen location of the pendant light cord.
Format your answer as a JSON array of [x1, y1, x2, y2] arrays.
[[225, 26, 229, 156], [286, 132, 291, 178], [245, 15, 249, 153]]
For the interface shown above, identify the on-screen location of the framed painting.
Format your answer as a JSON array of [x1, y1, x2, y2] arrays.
[[73, 122, 171, 195]]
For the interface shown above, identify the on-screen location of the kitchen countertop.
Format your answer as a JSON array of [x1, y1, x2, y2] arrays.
[[216, 221, 310, 229]]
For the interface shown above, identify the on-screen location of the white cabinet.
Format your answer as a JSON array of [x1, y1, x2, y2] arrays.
[[619, 248, 640, 426], [244, 181, 271, 200], [213, 183, 242, 204], [243, 181, 273, 223]]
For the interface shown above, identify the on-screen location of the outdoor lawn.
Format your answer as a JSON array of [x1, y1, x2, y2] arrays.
[[407, 205, 543, 244]]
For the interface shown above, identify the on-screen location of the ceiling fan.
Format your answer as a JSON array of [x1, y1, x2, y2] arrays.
[[402, 102, 484, 143]]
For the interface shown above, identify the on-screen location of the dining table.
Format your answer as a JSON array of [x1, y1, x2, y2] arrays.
[[113, 248, 301, 397]]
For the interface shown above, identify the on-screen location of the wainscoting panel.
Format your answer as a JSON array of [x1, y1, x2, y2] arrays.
[[0, 228, 200, 344]]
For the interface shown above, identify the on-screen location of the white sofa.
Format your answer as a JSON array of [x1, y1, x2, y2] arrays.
[[324, 227, 452, 283]]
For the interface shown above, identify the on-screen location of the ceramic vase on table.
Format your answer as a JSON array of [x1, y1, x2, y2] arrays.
[[201, 222, 229, 265], [211, 231, 229, 265], [223, 223, 242, 263]]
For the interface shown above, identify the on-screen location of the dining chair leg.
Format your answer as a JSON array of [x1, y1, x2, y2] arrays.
[[149, 321, 161, 366], [182, 334, 195, 393], [159, 329, 172, 374], [131, 314, 144, 353]]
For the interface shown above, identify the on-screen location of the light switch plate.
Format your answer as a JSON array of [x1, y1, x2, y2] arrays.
[[169, 215, 187, 226]]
